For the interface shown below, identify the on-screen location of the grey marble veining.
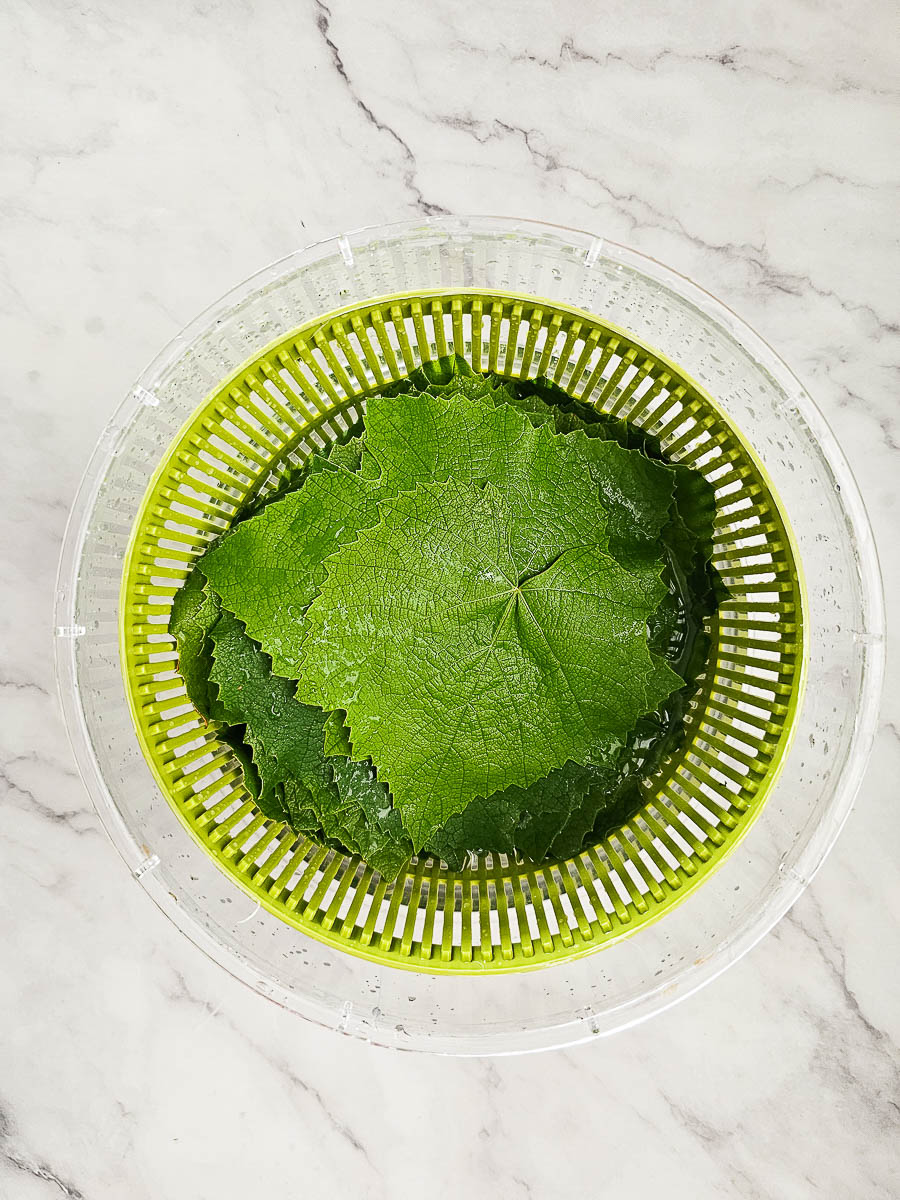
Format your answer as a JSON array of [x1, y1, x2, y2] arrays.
[[1, 1, 898, 1196]]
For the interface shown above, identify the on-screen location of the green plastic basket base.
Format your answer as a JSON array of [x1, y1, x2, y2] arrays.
[[120, 289, 806, 974]]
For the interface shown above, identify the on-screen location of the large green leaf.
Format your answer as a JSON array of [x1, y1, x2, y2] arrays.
[[299, 479, 681, 848], [200, 464, 386, 677]]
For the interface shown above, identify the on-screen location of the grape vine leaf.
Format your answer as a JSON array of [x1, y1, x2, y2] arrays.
[[322, 710, 353, 758], [325, 758, 412, 878], [208, 610, 410, 877], [200, 464, 386, 677], [298, 478, 681, 848], [423, 757, 600, 869], [208, 609, 329, 816], [169, 568, 223, 721], [327, 435, 366, 474], [218, 724, 264, 804]]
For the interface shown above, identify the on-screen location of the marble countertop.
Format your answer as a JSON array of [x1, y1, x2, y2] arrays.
[[2, 2, 897, 1196]]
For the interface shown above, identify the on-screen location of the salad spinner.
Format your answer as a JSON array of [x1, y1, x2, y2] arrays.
[[56, 217, 884, 1054]]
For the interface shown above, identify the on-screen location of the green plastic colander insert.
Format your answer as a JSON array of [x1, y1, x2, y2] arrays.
[[120, 287, 806, 975]]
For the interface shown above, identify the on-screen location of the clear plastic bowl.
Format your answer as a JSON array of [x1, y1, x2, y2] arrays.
[[55, 217, 884, 1055]]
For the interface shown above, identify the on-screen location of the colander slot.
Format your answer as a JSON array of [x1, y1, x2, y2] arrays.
[[141, 614, 171, 629], [387, 900, 408, 941], [451, 909, 463, 948], [555, 889, 577, 931], [531, 320, 558, 378], [718, 495, 754, 518], [324, 329, 356, 381], [706, 458, 739, 486], [186, 763, 224, 796], [698, 738, 754, 780], [143, 650, 177, 668], [203, 429, 259, 471], [611, 358, 644, 405], [341, 326, 379, 390], [669, 807, 707, 846], [301, 864, 328, 905], [736, 642, 783, 663], [158, 508, 210, 536], [596, 350, 640, 411], [589, 875, 616, 915], [720, 724, 763, 753], [170, 500, 231, 533], [539, 895, 560, 937], [353, 887, 375, 931], [619, 854, 650, 896], [306, 342, 342, 395], [679, 428, 715, 465], [274, 364, 318, 415], [694, 772, 738, 813], [427, 309, 451, 361], [318, 875, 341, 913], [604, 868, 630, 907], [169, 482, 220, 509], [333, 873, 362, 926], [169, 735, 209, 763], [630, 384, 673, 431], [658, 415, 697, 454], [469, 308, 489, 373], [238, 821, 267, 858], [253, 837, 290, 887], [208, 792, 243, 824], [624, 366, 658, 408], [732, 550, 778, 570], [688, 795, 723, 826], [572, 880, 599, 924], [193, 448, 250, 490], [725, 533, 770, 554], [157, 699, 194, 722], [711, 689, 772, 725], [637, 848, 665, 885], [288, 352, 335, 412], [381, 311, 408, 372], [504, 903, 522, 947], [739, 626, 784, 646], [310, 419, 340, 448], [149, 668, 180, 685], [182, 465, 242, 504], [234, 388, 285, 435], [242, 827, 282, 873], [650, 836, 680, 873], [255, 381, 303, 433], [512, 877, 536, 940], [718, 651, 781, 682], [693, 442, 724, 472], [366, 310, 400, 379], [280, 854, 312, 899], [164, 716, 203, 741], [221, 412, 279, 461]]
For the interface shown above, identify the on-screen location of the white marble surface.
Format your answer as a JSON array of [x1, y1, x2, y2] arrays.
[[1, 1, 898, 1195]]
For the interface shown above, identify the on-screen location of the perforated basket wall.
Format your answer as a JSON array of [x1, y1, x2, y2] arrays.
[[121, 289, 805, 974]]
